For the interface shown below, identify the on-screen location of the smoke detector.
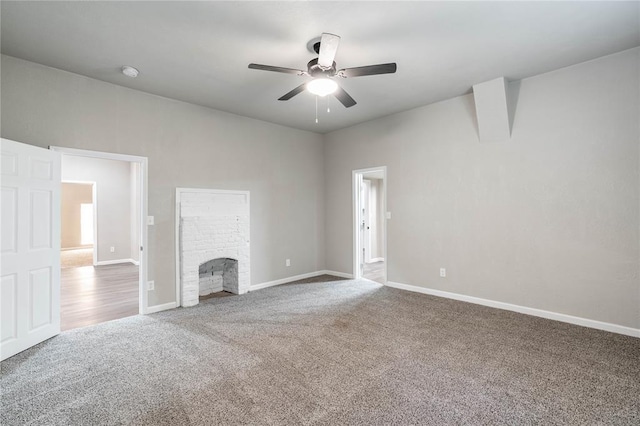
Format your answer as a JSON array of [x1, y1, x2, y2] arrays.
[[121, 65, 139, 78]]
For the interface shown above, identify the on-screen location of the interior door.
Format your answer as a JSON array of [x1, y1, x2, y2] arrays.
[[1, 138, 61, 361], [362, 179, 371, 264]]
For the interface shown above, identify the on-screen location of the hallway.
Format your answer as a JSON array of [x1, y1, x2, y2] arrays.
[[363, 260, 385, 284], [61, 263, 139, 331]]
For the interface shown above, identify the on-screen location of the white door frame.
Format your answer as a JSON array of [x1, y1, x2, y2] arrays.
[[50, 146, 149, 315], [352, 166, 387, 282], [60, 180, 98, 266]]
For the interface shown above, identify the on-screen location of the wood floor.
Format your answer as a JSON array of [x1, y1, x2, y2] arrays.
[[61, 263, 139, 331], [363, 260, 385, 284]]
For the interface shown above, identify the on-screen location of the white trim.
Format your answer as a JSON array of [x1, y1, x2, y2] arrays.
[[61, 246, 93, 251], [139, 157, 148, 315], [175, 189, 181, 306], [250, 271, 325, 291], [385, 281, 640, 338], [177, 187, 252, 195], [353, 166, 387, 283], [49, 146, 147, 163], [352, 170, 362, 279], [368, 258, 385, 263], [145, 302, 177, 314], [130, 259, 140, 266], [51, 146, 149, 316], [95, 258, 138, 266], [250, 270, 354, 292], [321, 270, 354, 279], [92, 182, 98, 265]]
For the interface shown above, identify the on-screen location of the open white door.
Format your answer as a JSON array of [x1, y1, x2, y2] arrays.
[[362, 179, 372, 264], [1, 138, 61, 361]]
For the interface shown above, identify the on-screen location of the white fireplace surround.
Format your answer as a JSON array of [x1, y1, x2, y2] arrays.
[[176, 188, 250, 307]]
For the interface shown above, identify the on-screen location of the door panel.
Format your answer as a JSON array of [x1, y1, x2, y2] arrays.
[[1, 274, 18, 343], [29, 267, 52, 330], [1, 187, 18, 253], [30, 189, 52, 249], [1, 138, 61, 361], [30, 157, 53, 180], [1, 152, 18, 175]]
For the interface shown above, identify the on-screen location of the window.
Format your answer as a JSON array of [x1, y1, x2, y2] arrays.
[[80, 203, 94, 245]]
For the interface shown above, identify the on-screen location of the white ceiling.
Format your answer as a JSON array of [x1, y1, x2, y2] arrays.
[[2, 1, 638, 134]]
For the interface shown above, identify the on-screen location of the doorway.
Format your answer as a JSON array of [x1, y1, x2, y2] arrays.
[[353, 167, 387, 284], [61, 181, 96, 268], [51, 146, 148, 330]]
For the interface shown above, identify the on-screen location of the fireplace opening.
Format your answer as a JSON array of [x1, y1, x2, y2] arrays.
[[199, 258, 238, 299]]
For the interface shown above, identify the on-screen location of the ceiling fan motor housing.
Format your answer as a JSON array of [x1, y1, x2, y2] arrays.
[[307, 58, 337, 77]]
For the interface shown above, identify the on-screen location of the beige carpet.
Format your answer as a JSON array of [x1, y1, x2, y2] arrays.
[[1, 276, 639, 425], [60, 248, 93, 268]]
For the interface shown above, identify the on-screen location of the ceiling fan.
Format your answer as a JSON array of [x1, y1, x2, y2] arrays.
[[248, 33, 397, 108]]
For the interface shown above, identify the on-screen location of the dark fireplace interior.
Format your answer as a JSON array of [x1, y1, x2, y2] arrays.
[[198, 257, 238, 299]]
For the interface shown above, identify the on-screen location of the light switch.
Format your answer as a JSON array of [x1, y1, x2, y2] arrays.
[[386, 212, 391, 219], [147, 216, 154, 225]]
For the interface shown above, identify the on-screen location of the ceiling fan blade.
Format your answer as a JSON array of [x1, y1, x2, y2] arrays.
[[334, 86, 356, 108], [317, 33, 341, 68], [278, 83, 307, 101], [249, 63, 306, 75], [338, 63, 397, 78]]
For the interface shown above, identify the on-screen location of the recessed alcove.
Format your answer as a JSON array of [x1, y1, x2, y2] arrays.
[[198, 257, 238, 298]]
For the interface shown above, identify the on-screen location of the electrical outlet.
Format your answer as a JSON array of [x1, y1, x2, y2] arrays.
[[386, 212, 392, 219], [147, 280, 155, 291], [286, 259, 291, 267], [440, 268, 446, 278], [110, 246, 115, 253], [147, 216, 155, 226]]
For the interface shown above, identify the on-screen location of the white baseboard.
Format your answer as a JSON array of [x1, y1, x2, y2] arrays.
[[321, 270, 354, 279], [250, 271, 324, 291], [95, 258, 138, 266], [61, 246, 93, 251], [145, 301, 177, 314], [368, 258, 385, 263], [386, 281, 640, 338], [249, 270, 354, 292]]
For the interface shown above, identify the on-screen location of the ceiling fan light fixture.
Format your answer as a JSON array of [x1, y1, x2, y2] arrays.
[[306, 78, 338, 97]]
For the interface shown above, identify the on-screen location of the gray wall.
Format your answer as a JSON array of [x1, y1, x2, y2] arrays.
[[1, 55, 325, 306], [324, 48, 639, 329], [62, 155, 133, 263], [2, 49, 638, 329]]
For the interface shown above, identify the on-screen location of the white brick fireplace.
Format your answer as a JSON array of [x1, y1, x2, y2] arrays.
[[176, 188, 250, 307]]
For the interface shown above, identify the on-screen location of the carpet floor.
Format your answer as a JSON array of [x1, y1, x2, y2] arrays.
[[1, 276, 639, 425], [61, 248, 94, 268]]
